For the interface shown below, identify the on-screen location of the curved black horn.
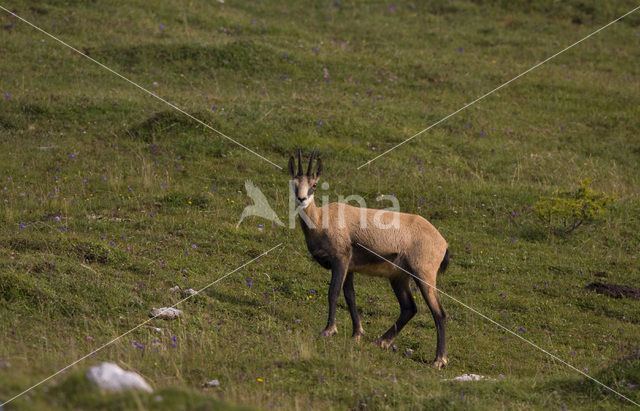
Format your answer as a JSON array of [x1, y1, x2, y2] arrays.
[[307, 149, 316, 176], [297, 149, 303, 176]]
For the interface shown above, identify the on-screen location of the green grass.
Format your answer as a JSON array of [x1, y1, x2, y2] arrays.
[[1, 0, 639, 409]]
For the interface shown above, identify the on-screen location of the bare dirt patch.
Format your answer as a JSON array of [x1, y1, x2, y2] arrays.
[[586, 282, 640, 300]]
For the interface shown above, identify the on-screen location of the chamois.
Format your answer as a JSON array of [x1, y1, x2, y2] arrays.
[[289, 150, 450, 369]]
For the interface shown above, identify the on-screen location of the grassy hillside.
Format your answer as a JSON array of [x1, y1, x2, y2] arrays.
[[1, 0, 639, 409]]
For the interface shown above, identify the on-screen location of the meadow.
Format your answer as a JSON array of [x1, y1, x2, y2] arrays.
[[0, 0, 639, 409]]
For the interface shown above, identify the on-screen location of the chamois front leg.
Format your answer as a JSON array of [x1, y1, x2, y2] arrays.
[[321, 259, 348, 337], [343, 272, 365, 342]]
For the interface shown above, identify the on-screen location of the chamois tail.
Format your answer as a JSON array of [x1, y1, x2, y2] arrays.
[[438, 248, 449, 274]]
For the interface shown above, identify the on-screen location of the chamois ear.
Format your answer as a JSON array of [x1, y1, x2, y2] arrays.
[[314, 158, 323, 178], [288, 155, 296, 177]]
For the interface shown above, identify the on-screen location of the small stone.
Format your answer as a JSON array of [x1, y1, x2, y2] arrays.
[[170, 286, 198, 297], [446, 373, 493, 381], [143, 326, 164, 333], [150, 307, 183, 320], [205, 379, 220, 387]]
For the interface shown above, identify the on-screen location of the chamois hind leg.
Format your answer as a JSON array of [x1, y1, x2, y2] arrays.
[[380, 275, 417, 349], [343, 272, 365, 342], [413, 272, 447, 369]]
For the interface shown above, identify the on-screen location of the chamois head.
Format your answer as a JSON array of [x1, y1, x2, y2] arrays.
[[288, 149, 323, 209]]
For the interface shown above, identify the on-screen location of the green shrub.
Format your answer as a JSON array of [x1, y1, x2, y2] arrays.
[[535, 180, 613, 234]]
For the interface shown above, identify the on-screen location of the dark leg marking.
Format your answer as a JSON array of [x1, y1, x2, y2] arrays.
[[380, 275, 417, 348]]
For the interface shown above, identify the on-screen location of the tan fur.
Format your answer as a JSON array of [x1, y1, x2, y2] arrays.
[[289, 150, 449, 368]]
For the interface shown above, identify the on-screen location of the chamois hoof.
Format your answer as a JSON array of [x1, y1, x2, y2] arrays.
[[351, 330, 365, 343], [431, 357, 448, 370], [379, 339, 394, 349], [320, 325, 338, 337]]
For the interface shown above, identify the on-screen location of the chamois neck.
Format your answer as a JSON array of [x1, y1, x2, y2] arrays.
[[299, 198, 322, 230]]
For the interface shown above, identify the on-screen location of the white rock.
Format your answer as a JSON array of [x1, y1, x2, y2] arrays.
[[205, 379, 220, 387], [169, 286, 198, 297], [446, 373, 492, 381], [143, 325, 164, 333], [150, 307, 183, 319], [86, 362, 152, 392]]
